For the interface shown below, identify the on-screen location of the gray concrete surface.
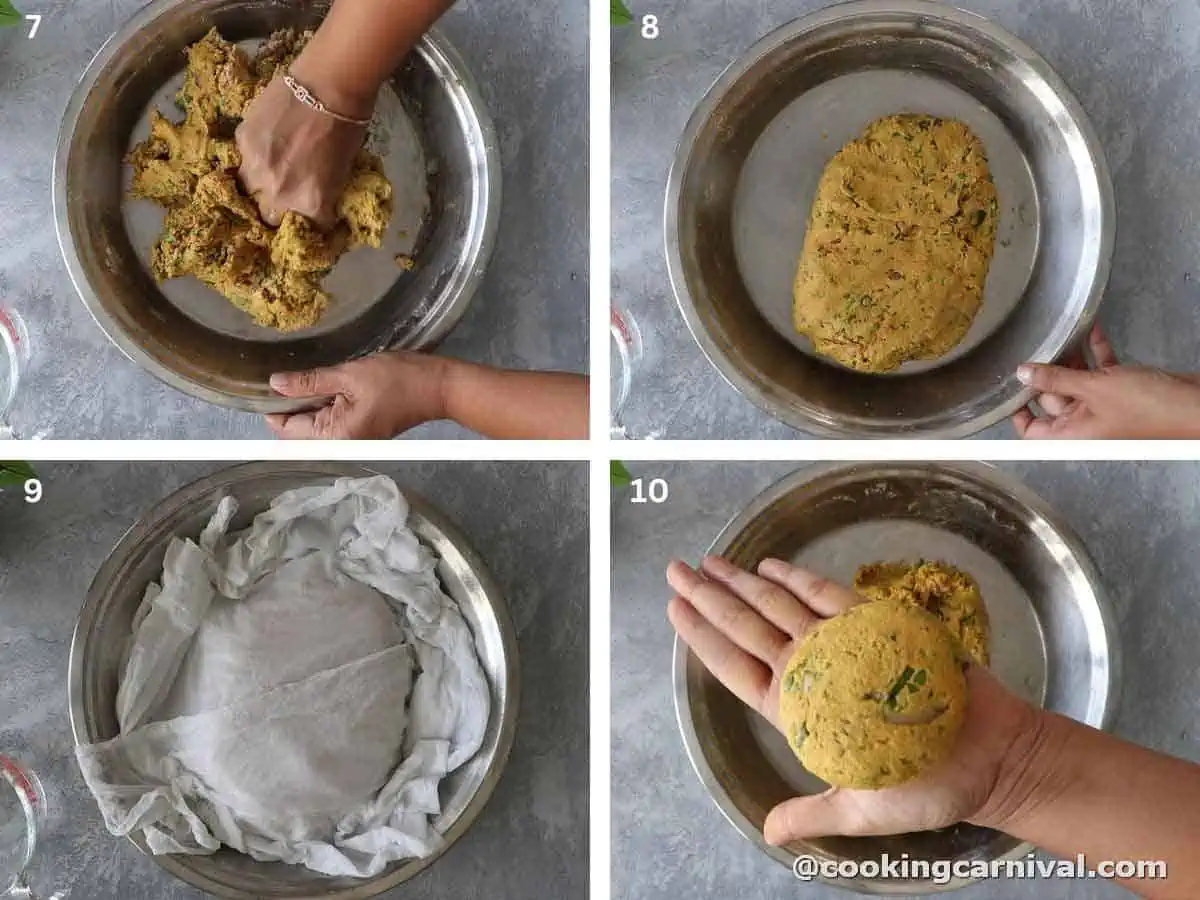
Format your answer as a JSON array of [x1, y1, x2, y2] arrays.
[[612, 0, 1200, 440], [0, 461, 589, 898], [0, 0, 587, 439], [611, 461, 1200, 898]]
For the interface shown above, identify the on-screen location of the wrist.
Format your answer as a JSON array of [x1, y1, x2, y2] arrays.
[[288, 45, 379, 120], [969, 708, 1076, 834], [1145, 371, 1200, 439], [437, 357, 474, 427], [1175, 400, 1200, 439], [369, 352, 454, 435]]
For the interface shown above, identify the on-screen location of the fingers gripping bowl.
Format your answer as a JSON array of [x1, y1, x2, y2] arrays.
[[665, 0, 1114, 437], [54, 0, 500, 413], [69, 463, 519, 900], [672, 462, 1119, 893]]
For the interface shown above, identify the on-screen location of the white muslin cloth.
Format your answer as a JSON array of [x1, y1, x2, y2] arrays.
[[76, 475, 491, 878]]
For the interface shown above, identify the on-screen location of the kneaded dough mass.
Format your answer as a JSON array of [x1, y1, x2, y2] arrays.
[[792, 114, 999, 373], [779, 599, 969, 789], [855, 560, 991, 667], [127, 29, 394, 331]]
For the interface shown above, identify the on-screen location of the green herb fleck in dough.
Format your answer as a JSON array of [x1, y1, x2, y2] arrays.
[[884, 665, 917, 709]]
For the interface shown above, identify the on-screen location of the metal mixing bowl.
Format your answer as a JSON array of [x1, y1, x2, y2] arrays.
[[665, 1, 1114, 438], [673, 461, 1120, 893], [55, 0, 500, 413], [69, 462, 519, 899]]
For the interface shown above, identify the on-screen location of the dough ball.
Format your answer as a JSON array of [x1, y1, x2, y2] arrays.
[[792, 114, 999, 373], [855, 560, 990, 666], [778, 599, 969, 789]]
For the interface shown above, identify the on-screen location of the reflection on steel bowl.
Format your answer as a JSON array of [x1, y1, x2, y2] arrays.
[[69, 462, 519, 900], [674, 461, 1119, 894], [666, 1, 1114, 438]]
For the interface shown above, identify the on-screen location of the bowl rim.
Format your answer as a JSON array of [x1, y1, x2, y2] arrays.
[[67, 461, 521, 899], [663, 0, 1116, 439], [0, 308, 24, 419], [52, 0, 502, 414], [671, 460, 1121, 893]]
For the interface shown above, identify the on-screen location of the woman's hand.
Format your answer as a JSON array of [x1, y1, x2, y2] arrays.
[[1013, 325, 1200, 439], [266, 351, 450, 440], [666, 556, 1044, 845], [235, 0, 455, 228], [235, 62, 373, 228], [266, 353, 589, 440]]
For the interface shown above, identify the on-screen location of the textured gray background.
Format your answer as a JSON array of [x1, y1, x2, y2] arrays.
[[0, 0, 587, 439], [612, 0, 1200, 440], [0, 461, 589, 898], [611, 461, 1200, 899]]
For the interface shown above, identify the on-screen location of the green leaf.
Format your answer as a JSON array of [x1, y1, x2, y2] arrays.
[[0, 0, 22, 27], [0, 461, 35, 487], [611, 0, 633, 26], [884, 665, 916, 709], [610, 460, 633, 487]]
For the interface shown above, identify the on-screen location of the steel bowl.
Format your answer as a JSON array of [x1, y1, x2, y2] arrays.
[[665, 1, 1114, 438], [673, 461, 1120, 893], [55, 0, 500, 413], [69, 462, 519, 899]]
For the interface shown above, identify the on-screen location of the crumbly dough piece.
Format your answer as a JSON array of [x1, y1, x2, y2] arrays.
[[855, 560, 991, 667], [778, 599, 969, 789], [127, 28, 394, 332], [792, 114, 999, 372]]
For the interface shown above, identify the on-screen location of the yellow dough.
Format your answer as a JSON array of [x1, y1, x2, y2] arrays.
[[778, 599, 969, 789], [855, 560, 991, 667], [792, 114, 999, 373], [127, 29, 394, 332]]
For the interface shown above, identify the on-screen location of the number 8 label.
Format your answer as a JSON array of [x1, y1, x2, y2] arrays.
[[641, 14, 659, 39]]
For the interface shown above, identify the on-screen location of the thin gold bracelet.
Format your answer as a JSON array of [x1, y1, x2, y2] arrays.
[[282, 73, 371, 126]]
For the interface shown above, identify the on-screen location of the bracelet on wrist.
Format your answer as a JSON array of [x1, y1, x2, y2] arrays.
[[282, 73, 371, 126]]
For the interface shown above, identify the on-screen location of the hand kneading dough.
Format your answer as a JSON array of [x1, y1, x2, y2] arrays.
[[127, 28, 394, 331], [779, 599, 968, 789], [792, 114, 999, 373], [855, 560, 991, 667]]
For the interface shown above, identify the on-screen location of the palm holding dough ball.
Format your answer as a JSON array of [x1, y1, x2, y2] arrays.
[[779, 598, 969, 789]]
